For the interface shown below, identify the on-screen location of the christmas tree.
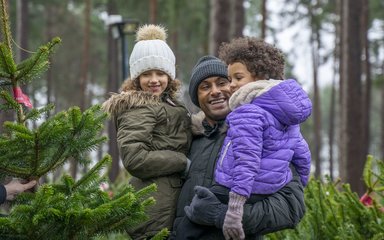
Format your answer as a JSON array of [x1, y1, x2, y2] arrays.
[[0, 1, 162, 239], [266, 155, 384, 240]]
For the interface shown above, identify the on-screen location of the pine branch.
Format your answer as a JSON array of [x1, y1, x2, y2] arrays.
[[16, 37, 61, 84], [0, 90, 19, 110], [0, 43, 16, 75], [0, 0, 12, 54], [24, 104, 54, 122], [72, 155, 111, 191], [0, 70, 10, 78]]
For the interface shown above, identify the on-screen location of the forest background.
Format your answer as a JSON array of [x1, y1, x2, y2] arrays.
[[0, 0, 383, 196]]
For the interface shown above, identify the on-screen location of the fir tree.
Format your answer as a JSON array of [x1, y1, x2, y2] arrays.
[[0, 1, 162, 239], [266, 155, 384, 240]]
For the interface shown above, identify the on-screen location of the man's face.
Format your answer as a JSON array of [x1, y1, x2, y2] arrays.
[[197, 76, 231, 125]]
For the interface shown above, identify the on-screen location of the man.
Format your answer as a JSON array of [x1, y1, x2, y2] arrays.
[[171, 56, 305, 239]]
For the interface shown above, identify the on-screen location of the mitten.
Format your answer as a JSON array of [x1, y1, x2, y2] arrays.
[[184, 186, 227, 227]]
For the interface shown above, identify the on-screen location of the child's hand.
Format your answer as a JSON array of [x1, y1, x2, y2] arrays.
[[223, 192, 246, 240]]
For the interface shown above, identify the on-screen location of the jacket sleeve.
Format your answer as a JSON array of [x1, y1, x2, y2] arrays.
[[228, 107, 264, 197], [241, 165, 305, 235], [291, 133, 311, 186], [116, 107, 188, 179], [0, 184, 6, 204]]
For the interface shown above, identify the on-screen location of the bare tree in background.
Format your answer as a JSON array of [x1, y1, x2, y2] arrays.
[[16, 0, 28, 64], [210, 0, 244, 56], [107, 0, 120, 182], [149, 0, 157, 23], [328, 0, 342, 181], [79, 0, 91, 112], [261, 0, 267, 39], [340, 0, 365, 195], [232, 0, 244, 38], [45, 4, 54, 113], [209, 0, 231, 55], [361, 0, 371, 164], [381, 61, 384, 161], [338, 0, 346, 180], [70, 0, 92, 179], [308, 1, 323, 178]]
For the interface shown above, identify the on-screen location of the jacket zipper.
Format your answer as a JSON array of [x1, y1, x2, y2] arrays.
[[219, 141, 231, 167]]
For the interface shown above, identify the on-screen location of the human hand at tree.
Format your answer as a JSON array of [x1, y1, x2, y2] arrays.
[[4, 179, 37, 200], [223, 192, 246, 240]]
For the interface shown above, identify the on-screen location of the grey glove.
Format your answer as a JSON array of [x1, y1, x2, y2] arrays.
[[223, 192, 246, 240], [184, 186, 227, 228]]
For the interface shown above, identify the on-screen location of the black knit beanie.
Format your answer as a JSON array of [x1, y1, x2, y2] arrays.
[[189, 55, 228, 107]]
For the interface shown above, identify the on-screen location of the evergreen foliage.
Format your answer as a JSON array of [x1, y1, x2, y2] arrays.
[[0, 1, 162, 239], [0, 156, 156, 240], [266, 155, 384, 240], [0, 105, 107, 181]]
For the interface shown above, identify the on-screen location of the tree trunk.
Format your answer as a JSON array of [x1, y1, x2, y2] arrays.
[[232, 0, 244, 38], [70, 0, 92, 179], [149, 0, 157, 24], [16, 0, 28, 63], [79, 0, 91, 111], [107, 0, 120, 183], [329, 68, 336, 180], [209, 0, 231, 56], [44, 3, 56, 183], [340, 0, 365, 195], [261, 0, 267, 39], [381, 61, 384, 160], [338, 0, 346, 181], [45, 4, 54, 112], [309, 2, 322, 179], [311, 34, 322, 179], [361, 0, 371, 163], [329, 0, 342, 181]]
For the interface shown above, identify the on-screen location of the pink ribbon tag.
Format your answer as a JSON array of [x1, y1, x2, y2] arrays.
[[13, 87, 33, 108]]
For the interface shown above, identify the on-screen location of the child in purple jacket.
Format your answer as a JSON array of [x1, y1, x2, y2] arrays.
[[213, 37, 312, 239], [214, 37, 312, 240], [177, 38, 311, 240]]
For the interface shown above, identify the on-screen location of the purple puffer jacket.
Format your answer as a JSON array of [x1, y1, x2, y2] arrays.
[[215, 79, 312, 197]]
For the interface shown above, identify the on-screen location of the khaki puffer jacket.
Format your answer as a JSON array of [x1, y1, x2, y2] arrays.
[[103, 81, 192, 239]]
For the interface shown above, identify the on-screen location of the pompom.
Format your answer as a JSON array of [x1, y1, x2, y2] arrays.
[[136, 24, 167, 42]]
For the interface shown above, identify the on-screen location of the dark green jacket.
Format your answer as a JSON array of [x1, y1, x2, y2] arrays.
[[172, 112, 305, 239], [103, 89, 192, 239]]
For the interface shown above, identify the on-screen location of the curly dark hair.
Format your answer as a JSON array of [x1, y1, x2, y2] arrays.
[[219, 37, 285, 80], [119, 76, 181, 100]]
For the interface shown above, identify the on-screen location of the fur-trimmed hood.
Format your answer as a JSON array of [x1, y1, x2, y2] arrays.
[[190, 111, 227, 136], [191, 111, 206, 135], [102, 90, 161, 116], [102, 77, 182, 116]]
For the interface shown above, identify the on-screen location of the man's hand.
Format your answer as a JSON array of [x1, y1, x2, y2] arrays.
[[184, 186, 227, 228], [4, 179, 37, 200]]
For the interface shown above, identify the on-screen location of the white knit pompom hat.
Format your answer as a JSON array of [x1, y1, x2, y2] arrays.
[[129, 24, 176, 80]]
